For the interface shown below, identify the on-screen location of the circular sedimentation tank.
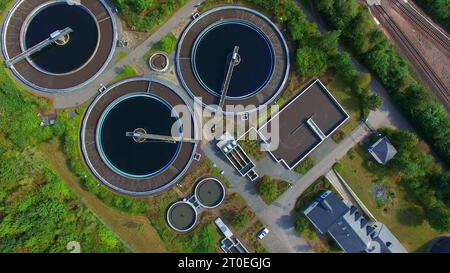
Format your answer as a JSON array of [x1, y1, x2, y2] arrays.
[[167, 201, 198, 232], [2, 0, 117, 93], [149, 52, 169, 72], [195, 178, 225, 208], [192, 20, 274, 99], [177, 6, 289, 115], [97, 94, 182, 178], [81, 78, 199, 196]]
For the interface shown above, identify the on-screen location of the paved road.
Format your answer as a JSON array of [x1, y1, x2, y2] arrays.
[[276, 124, 370, 210], [50, 0, 204, 109], [259, 124, 371, 250], [204, 123, 371, 252], [201, 142, 301, 253]]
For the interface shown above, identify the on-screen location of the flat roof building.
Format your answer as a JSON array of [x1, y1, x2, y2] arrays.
[[259, 79, 349, 170]]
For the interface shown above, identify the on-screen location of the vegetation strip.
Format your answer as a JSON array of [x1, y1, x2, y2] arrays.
[[311, 0, 450, 166]]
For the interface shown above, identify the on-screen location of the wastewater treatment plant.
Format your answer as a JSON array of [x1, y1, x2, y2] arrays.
[[0, 0, 436, 255]]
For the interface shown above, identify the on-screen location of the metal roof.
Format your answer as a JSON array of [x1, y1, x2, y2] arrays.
[[304, 191, 407, 253], [368, 136, 398, 165]]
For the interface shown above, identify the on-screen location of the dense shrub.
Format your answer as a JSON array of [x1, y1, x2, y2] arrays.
[[295, 157, 315, 175], [333, 162, 344, 173], [232, 212, 249, 230], [0, 69, 53, 148]]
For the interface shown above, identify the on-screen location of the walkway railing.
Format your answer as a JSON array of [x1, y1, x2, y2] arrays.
[[5, 27, 73, 67]]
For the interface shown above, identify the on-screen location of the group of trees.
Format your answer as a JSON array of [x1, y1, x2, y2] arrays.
[[0, 65, 126, 252], [313, 0, 450, 166], [0, 139, 126, 252], [114, 0, 188, 32], [380, 128, 450, 232], [415, 0, 449, 32]]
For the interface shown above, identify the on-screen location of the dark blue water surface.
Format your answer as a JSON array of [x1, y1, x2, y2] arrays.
[[193, 21, 274, 99], [25, 3, 98, 74], [99, 95, 181, 178]]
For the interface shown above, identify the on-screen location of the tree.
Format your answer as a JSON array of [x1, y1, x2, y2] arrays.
[[364, 94, 383, 111], [116, 0, 155, 13], [347, 10, 378, 54], [258, 178, 279, 203], [428, 204, 450, 232], [332, 53, 358, 83], [294, 215, 310, 234], [403, 84, 433, 114], [288, 17, 317, 42], [431, 172, 450, 205], [317, 30, 341, 56], [295, 46, 328, 77], [331, 0, 360, 29], [316, 0, 334, 14]]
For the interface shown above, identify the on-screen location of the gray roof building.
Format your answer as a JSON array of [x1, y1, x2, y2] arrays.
[[304, 191, 407, 253], [368, 136, 397, 165]]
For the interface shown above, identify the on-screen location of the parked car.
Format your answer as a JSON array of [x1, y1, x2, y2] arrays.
[[257, 228, 270, 240]]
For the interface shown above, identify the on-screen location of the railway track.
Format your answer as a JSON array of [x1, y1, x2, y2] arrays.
[[394, 0, 450, 53], [373, 5, 450, 105]]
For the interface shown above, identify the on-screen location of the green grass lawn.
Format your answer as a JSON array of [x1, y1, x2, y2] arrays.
[[113, 65, 138, 82], [340, 145, 440, 252], [326, 76, 360, 136]]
